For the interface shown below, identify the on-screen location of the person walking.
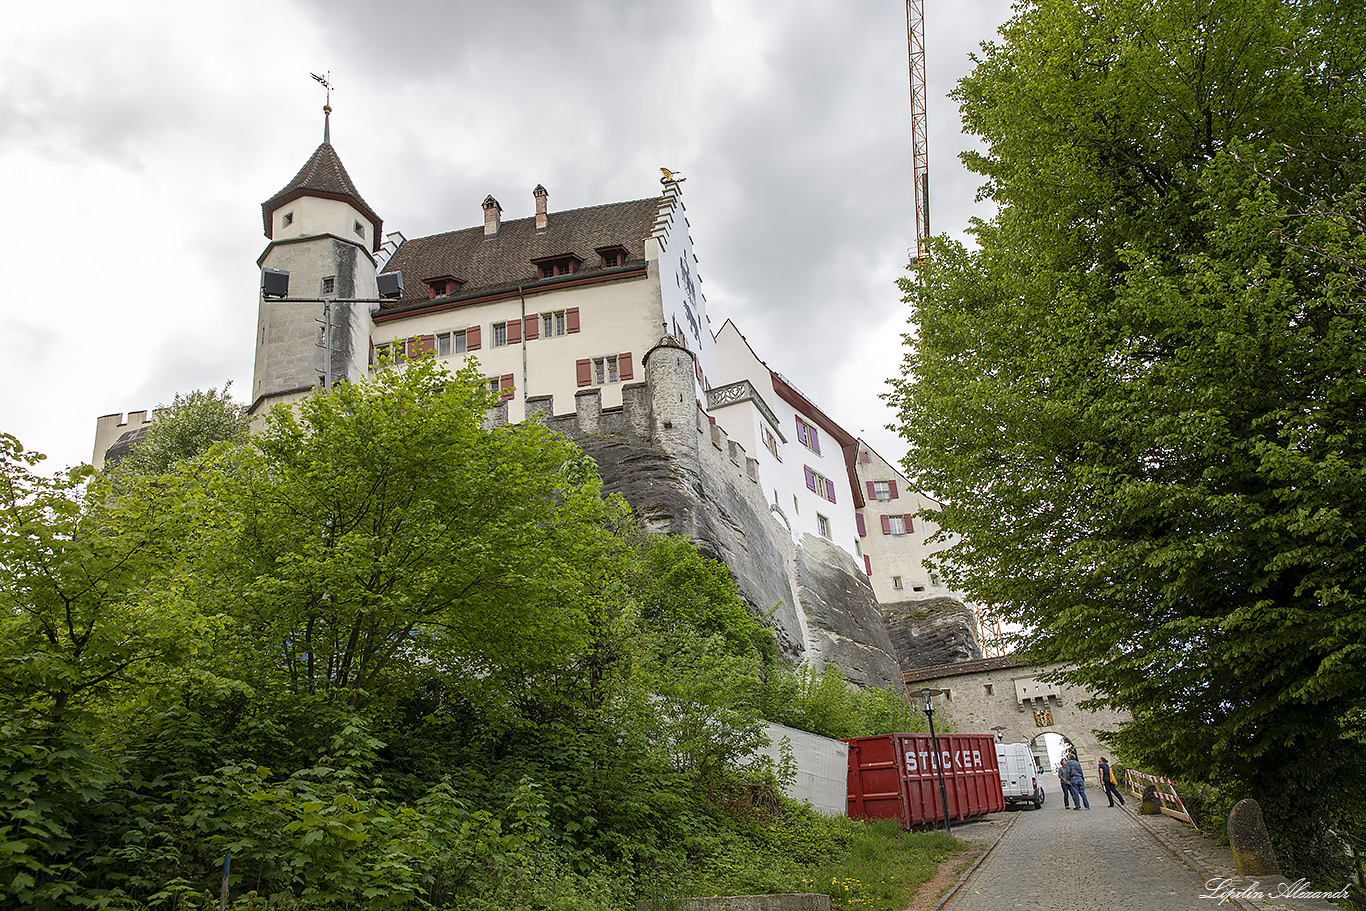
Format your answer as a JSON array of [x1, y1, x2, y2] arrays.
[[1098, 756, 1126, 807], [1056, 761, 1073, 809], [1064, 753, 1090, 809]]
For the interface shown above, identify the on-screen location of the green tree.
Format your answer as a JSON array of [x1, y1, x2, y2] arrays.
[[886, 0, 1366, 878], [196, 357, 632, 707], [103, 383, 249, 477]]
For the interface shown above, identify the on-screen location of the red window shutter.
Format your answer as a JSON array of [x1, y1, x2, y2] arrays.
[[904, 514, 914, 533], [804, 466, 816, 492], [524, 315, 539, 340], [566, 308, 580, 333], [889, 479, 899, 499], [881, 515, 892, 535], [507, 319, 522, 344], [809, 426, 821, 455], [856, 514, 867, 537], [618, 352, 633, 380], [825, 478, 836, 503], [859, 451, 870, 464], [466, 325, 481, 350], [411, 334, 435, 358], [500, 374, 515, 401], [863, 554, 871, 575], [866, 481, 876, 499], [576, 359, 591, 387]]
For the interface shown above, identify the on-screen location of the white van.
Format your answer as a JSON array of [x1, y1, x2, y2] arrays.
[[995, 742, 1044, 809]]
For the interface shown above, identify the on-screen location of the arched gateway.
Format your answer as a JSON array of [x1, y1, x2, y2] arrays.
[[901, 656, 1132, 773]]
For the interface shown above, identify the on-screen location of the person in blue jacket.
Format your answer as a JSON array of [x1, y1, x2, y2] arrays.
[[1065, 753, 1090, 810]]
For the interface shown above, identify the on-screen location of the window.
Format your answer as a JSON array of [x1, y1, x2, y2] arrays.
[[985, 684, 994, 696], [816, 514, 831, 539], [804, 466, 836, 503], [534, 255, 582, 278], [436, 330, 468, 356], [488, 374, 514, 402], [880, 514, 914, 536], [575, 351, 632, 386], [794, 416, 821, 454], [282, 211, 293, 227], [375, 341, 406, 364], [541, 311, 567, 337], [762, 425, 781, 461], [354, 219, 365, 238], [492, 322, 509, 347], [867, 479, 899, 500], [858, 450, 870, 464], [597, 245, 628, 267], [321, 276, 335, 294], [424, 275, 463, 299], [594, 356, 619, 385], [892, 576, 903, 589]]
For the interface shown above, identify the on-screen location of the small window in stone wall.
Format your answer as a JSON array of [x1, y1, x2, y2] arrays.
[[985, 684, 994, 695]]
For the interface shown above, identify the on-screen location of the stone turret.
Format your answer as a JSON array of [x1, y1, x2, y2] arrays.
[[251, 107, 381, 414]]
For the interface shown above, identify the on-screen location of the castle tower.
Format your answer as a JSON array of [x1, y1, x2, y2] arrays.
[[252, 106, 383, 414]]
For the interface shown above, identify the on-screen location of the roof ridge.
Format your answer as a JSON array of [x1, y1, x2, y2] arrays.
[[402, 197, 660, 245]]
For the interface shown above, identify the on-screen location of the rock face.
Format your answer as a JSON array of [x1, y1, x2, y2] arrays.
[[882, 596, 984, 674], [1228, 798, 1281, 876], [579, 434, 807, 662], [530, 343, 908, 691]]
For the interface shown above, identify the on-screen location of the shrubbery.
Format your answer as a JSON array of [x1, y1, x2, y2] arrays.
[[0, 365, 935, 909]]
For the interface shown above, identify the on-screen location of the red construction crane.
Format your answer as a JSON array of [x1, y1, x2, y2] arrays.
[[907, 0, 930, 264]]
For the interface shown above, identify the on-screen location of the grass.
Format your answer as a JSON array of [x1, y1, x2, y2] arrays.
[[664, 811, 964, 911]]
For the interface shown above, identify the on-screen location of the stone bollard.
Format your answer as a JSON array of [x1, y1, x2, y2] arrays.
[[1228, 798, 1281, 876], [1140, 784, 1162, 815], [637, 895, 831, 911]]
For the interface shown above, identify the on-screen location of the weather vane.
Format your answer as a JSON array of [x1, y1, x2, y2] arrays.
[[311, 71, 333, 108], [311, 71, 333, 142]]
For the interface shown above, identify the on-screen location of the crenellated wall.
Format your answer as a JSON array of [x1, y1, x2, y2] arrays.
[[506, 337, 905, 688]]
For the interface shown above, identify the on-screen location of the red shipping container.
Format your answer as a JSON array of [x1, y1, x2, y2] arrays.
[[845, 733, 1005, 828]]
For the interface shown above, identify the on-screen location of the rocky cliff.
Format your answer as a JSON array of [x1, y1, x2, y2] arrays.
[[881, 596, 984, 674]]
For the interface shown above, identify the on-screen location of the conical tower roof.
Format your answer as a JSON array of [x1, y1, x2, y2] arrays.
[[261, 140, 383, 252]]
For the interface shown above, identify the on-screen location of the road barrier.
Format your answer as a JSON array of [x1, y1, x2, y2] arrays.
[[1125, 769, 1193, 825]]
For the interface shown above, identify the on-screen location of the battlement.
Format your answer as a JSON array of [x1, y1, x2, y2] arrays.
[[92, 409, 157, 470]]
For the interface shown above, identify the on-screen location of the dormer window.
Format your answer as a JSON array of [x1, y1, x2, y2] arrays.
[[597, 246, 628, 268], [282, 211, 294, 228], [423, 275, 464, 300], [533, 254, 582, 279]]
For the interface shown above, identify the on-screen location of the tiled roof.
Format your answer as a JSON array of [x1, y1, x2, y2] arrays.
[[902, 655, 1027, 684], [377, 197, 660, 310], [261, 142, 382, 250]]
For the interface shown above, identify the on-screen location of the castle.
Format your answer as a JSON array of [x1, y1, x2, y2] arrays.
[[93, 114, 984, 687]]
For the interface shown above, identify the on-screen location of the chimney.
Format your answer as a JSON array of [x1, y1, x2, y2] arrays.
[[482, 195, 502, 236], [533, 185, 549, 231]]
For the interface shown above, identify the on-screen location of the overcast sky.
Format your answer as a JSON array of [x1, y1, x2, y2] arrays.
[[1, 0, 1014, 473]]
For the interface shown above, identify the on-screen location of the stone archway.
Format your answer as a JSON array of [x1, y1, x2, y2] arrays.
[[902, 657, 1132, 777]]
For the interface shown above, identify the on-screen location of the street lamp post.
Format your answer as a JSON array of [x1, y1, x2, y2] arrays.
[[918, 687, 952, 835], [261, 268, 404, 391]]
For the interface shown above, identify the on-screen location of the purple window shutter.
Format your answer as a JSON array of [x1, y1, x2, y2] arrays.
[[825, 478, 835, 503], [889, 479, 899, 499], [804, 466, 816, 492], [810, 426, 820, 455], [795, 416, 807, 447], [856, 514, 867, 537]]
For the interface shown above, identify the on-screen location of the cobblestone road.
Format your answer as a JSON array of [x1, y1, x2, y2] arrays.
[[938, 779, 1348, 911]]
